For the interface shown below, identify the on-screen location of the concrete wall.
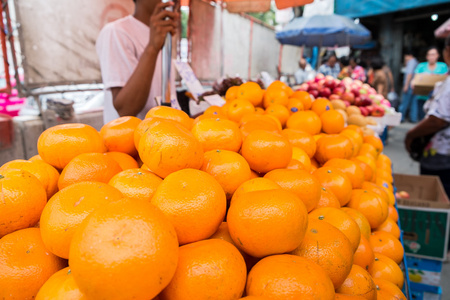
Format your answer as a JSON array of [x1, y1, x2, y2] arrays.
[[0, 111, 104, 165]]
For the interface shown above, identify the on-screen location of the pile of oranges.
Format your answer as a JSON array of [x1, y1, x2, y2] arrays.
[[0, 80, 406, 300]]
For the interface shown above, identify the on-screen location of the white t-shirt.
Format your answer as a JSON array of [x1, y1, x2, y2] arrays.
[[96, 15, 176, 123]]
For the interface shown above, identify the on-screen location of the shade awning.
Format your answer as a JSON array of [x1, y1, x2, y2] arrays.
[[181, 0, 314, 12], [435, 18, 450, 38]]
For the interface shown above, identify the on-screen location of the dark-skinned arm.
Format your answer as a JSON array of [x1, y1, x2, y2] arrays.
[[405, 115, 449, 153], [112, 2, 178, 117]]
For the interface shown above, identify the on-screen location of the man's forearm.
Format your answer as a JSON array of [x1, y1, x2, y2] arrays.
[[113, 46, 159, 117], [407, 116, 448, 139]]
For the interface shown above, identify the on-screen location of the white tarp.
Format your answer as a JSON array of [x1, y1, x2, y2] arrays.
[[15, 0, 134, 88]]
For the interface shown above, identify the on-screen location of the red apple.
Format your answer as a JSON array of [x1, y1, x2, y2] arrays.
[[372, 106, 385, 117], [329, 94, 341, 100], [359, 106, 369, 116], [399, 191, 410, 199], [309, 90, 319, 98], [341, 92, 355, 104], [319, 88, 331, 98]]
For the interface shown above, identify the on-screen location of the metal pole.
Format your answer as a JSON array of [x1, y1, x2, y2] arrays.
[[161, 0, 176, 106], [248, 19, 253, 80]]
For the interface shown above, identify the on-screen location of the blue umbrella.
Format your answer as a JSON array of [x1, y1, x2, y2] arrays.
[[276, 14, 371, 47]]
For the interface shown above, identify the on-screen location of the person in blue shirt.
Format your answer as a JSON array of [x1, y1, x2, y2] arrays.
[[399, 50, 419, 122], [412, 46, 448, 122], [318, 54, 340, 78]]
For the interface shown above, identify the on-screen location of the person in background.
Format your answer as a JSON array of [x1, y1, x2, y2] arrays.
[[96, 0, 179, 124], [412, 46, 448, 121], [349, 57, 367, 82], [294, 57, 315, 84], [399, 50, 419, 122], [370, 57, 389, 98], [318, 54, 341, 78], [405, 36, 450, 197], [337, 57, 351, 79]]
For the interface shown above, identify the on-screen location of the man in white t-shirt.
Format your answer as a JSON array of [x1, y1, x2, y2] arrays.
[[96, 0, 179, 123]]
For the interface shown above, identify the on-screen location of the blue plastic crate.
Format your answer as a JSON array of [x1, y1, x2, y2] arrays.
[[410, 282, 442, 300]]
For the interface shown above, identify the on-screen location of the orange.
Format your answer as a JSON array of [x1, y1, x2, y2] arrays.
[[58, 153, 122, 190], [264, 169, 321, 212], [336, 264, 377, 300], [263, 88, 289, 108], [151, 169, 226, 245], [353, 235, 375, 273], [311, 98, 333, 116], [29, 154, 43, 161], [314, 134, 353, 165], [335, 294, 366, 300], [377, 178, 394, 193], [321, 110, 345, 134], [38, 123, 105, 170], [291, 90, 313, 110], [316, 186, 341, 208], [246, 254, 335, 300], [227, 189, 308, 257], [238, 81, 264, 106], [369, 231, 404, 264], [203, 105, 227, 118], [69, 198, 179, 300], [145, 106, 193, 130], [374, 217, 401, 239], [352, 158, 374, 182], [226, 86, 240, 101], [374, 278, 407, 300], [133, 117, 170, 149], [347, 189, 388, 229], [201, 150, 251, 199], [281, 129, 316, 158], [231, 177, 280, 202], [388, 205, 399, 222], [371, 253, 404, 288], [313, 167, 353, 206], [40, 181, 123, 259], [324, 158, 364, 189], [250, 169, 260, 178], [240, 114, 281, 130], [376, 168, 394, 184], [108, 168, 162, 202], [353, 155, 377, 181], [239, 297, 271, 300], [286, 111, 322, 135], [287, 97, 304, 113], [106, 151, 139, 170], [0, 228, 67, 299], [100, 116, 141, 156], [267, 80, 294, 94], [363, 136, 384, 155], [341, 128, 364, 157], [341, 207, 372, 241], [0, 159, 60, 199], [346, 124, 364, 135], [265, 104, 290, 127], [361, 181, 390, 206], [227, 98, 255, 123], [160, 239, 247, 300], [0, 169, 47, 237], [377, 153, 392, 168], [359, 143, 378, 159], [192, 118, 243, 152], [209, 222, 235, 245], [291, 219, 353, 289], [309, 207, 361, 252], [241, 130, 292, 174], [254, 107, 265, 114], [287, 159, 306, 170], [240, 119, 280, 138], [35, 267, 85, 300], [291, 147, 312, 171], [139, 121, 204, 178]]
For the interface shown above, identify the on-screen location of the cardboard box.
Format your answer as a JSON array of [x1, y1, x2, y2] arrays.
[[394, 174, 450, 261], [412, 74, 448, 96], [406, 256, 442, 286]]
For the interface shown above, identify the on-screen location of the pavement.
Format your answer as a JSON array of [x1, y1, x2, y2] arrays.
[[383, 122, 449, 300]]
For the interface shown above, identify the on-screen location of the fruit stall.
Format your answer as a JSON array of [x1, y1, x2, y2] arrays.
[[0, 77, 415, 299]]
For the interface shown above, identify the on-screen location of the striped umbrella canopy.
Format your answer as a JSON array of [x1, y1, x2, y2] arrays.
[[180, 0, 314, 12], [435, 18, 450, 38]]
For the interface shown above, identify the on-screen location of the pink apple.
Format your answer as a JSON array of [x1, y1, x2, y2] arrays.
[[343, 100, 351, 107], [342, 92, 355, 104], [359, 106, 369, 116], [329, 94, 341, 100]]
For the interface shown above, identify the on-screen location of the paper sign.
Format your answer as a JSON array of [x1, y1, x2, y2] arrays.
[[203, 94, 226, 107], [173, 60, 205, 101]]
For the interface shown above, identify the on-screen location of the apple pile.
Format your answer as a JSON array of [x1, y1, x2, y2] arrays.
[[298, 74, 392, 117]]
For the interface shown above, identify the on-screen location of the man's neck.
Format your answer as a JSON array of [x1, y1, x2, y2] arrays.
[[133, 5, 154, 27]]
